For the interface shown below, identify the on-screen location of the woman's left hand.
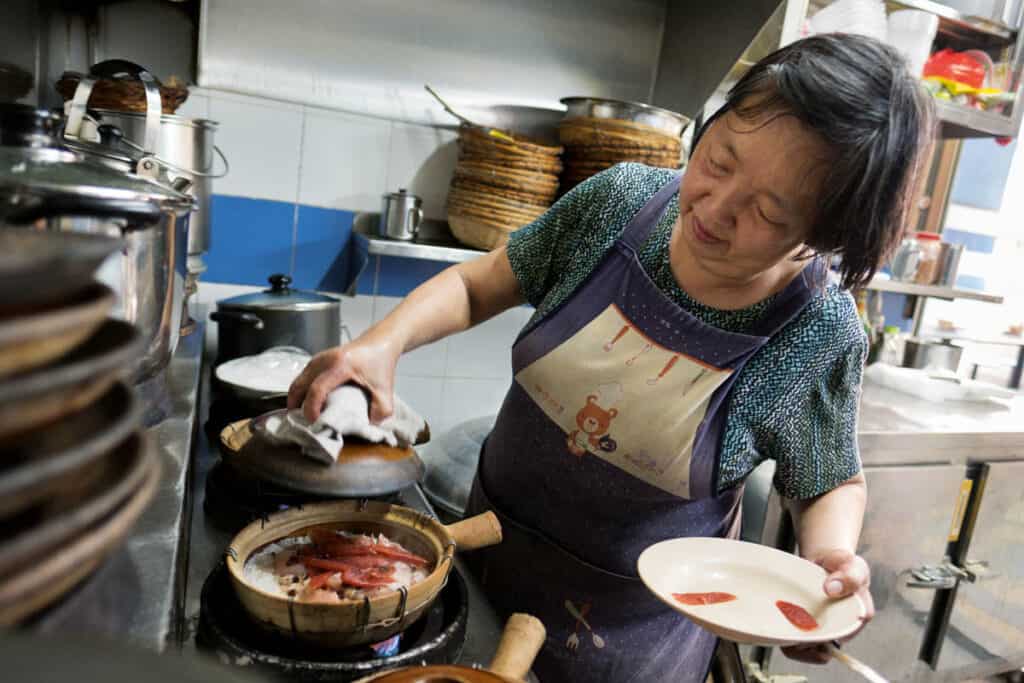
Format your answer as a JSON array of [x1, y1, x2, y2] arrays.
[[781, 549, 874, 665]]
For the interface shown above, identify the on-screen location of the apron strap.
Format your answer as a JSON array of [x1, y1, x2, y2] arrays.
[[748, 257, 828, 339], [620, 173, 683, 253]]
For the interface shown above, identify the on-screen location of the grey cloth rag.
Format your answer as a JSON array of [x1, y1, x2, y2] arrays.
[[260, 385, 425, 464]]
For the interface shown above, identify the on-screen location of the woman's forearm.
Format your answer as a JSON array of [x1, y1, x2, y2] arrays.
[[788, 472, 867, 561], [365, 246, 524, 354]]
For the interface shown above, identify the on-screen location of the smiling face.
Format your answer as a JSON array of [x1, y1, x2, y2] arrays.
[[676, 107, 834, 287]]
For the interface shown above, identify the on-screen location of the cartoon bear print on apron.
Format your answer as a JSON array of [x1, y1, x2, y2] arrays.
[[465, 174, 821, 683]]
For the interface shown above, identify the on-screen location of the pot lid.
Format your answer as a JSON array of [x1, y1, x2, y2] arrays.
[[218, 274, 340, 311], [0, 105, 192, 218], [220, 411, 427, 497]]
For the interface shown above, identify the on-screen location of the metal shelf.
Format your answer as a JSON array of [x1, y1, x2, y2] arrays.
[[935, 99, 1017, 138], [353, 214, 485, 264], [866, 277, 1004, 303], [884, 0, 1017, 45]]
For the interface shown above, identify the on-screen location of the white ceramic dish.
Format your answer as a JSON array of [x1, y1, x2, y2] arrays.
[[638, 537, 865, 646], [215, 346, 310, 399]]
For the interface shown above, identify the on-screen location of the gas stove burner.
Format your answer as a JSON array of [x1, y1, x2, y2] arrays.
[[197, 562, 468, 682], [203, 460, 403, 531]]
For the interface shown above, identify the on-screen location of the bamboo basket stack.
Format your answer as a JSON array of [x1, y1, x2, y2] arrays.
[[56, 72, 189, 115], [446, 125, 563, 251], [558, 116, 682, 192]]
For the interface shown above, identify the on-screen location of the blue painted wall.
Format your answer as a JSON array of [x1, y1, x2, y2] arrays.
[[206, 194, 452, 297]]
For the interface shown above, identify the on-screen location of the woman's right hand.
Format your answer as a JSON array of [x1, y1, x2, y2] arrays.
[[287, 332, 401, 424]]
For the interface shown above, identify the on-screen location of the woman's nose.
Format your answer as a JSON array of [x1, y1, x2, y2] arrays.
[[702, 185, 740, 231]]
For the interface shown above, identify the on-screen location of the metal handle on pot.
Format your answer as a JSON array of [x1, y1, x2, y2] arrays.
[[210, 310, 265, 330], [89, 59, 162, 153], [410, 206, 423, 239], [4, 195, 162, 227], [114, 135, 231, 179]]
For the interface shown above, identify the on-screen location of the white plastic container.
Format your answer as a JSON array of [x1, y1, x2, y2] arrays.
[[887, 10, 940, 76], [809, 0, 887, 40]]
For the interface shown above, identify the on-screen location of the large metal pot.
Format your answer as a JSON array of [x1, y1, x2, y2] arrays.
[[84, 109, 224, 267], [0, 104, 194, 383], [210, 274, 341, 365]]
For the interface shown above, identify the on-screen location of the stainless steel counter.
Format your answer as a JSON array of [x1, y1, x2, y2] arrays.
[[858, 380, 1024, 464], [24, 326, 204, 650]]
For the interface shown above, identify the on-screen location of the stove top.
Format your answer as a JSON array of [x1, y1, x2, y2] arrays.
[[197, 562, 468, 682]]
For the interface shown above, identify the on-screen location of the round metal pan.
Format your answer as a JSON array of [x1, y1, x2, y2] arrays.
[[0, 229, 121, 310], [0, 382, 138, 519], [0, 431, 151, 578], [560, 96, 691, 137], [0, 318, 140, 443], [0, 282, 115, 380], [219, 412, 426, 498]]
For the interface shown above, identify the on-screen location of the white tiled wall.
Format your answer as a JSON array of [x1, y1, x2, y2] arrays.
[[195, 87, 458, 215]]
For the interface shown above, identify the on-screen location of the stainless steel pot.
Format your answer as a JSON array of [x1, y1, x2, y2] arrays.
[[84, 109, 224, 263], [210, 274, 341, 365], [560, 97, 691, 137], [0, 104, 194, 383], [903, 338, 964, 372]]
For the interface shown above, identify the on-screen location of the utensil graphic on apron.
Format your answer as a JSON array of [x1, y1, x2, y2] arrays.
[[466, 174, 821, 682]]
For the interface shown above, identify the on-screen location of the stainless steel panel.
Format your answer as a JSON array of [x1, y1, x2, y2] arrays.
[[200, 0, 666, 123], [760, 465, 966, 683], [938, 461, 1024, 674]]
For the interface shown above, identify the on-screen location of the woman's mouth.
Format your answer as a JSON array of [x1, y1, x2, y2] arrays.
[[691, 215, 725, 246]]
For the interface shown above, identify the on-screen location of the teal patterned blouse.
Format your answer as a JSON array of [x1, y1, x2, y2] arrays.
[[506, 163, 866, 500]]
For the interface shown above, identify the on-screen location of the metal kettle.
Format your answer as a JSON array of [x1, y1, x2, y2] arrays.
[[379, 188, 423, 241]]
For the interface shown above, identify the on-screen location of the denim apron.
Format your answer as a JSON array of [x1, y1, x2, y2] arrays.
[[466, 175, 819, 682]]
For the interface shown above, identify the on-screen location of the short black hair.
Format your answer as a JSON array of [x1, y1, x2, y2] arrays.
[[694, 33, 935, 290]]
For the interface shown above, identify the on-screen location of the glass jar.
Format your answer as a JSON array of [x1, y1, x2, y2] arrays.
[[914, 232, 942, 284], [890, 236, 921, 282]]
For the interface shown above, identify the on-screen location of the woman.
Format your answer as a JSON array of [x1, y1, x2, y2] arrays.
[[290, 34, 933, 682]]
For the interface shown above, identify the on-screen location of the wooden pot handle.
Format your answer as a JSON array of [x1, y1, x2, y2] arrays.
[[489, 613, 546, 680], [445, 511, 502, 552]]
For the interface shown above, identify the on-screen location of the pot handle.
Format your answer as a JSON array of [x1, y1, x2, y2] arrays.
[[444, 511, 502, 552], [4, 195, 161, 226], [210, 310, 265, 330], [488, 613, 546, 681], [88, 59, 162, 153]]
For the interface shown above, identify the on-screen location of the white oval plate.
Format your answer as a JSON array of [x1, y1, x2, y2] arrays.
[[637, 537, 865, 646], [216, 347, 311, 397]]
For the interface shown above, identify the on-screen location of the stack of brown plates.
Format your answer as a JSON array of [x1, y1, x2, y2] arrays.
[[558, 116, 683, 192], [447, 124, 563, 251], [0, 229, 154, 625]]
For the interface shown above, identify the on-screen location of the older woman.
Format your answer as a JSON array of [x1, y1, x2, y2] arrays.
[[290, 34, 933, 683]]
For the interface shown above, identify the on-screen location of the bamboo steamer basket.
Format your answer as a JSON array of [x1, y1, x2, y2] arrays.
[[226, 500, 503, 648], [458, 125, 562, 159], [356, 613, 546, 682], [447, 212, 521, 251]]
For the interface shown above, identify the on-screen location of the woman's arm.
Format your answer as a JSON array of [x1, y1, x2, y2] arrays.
[[783, 472, 874, 663], [288, 247, 523, 422]]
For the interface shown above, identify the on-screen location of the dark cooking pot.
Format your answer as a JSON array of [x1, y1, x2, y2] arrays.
[[211, 274, 340, 365]]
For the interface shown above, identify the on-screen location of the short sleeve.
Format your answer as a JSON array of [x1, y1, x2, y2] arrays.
[[769, 334, 866, 500], [506, 165, 624, 307]]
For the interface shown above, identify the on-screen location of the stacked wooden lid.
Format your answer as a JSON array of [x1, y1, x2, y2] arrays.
[[558, 117, 682, 192], [446, 125, 563, 251]]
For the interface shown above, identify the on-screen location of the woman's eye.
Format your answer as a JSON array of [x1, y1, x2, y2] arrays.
[[757, 207, 785, 228], [705, 157, 728, 175]]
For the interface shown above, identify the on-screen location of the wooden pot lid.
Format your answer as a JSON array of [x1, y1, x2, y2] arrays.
[[220, 411, 427, 498]]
